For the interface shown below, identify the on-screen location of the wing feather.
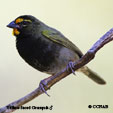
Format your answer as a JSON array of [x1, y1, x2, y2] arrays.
[[42, 30, 83, 58]]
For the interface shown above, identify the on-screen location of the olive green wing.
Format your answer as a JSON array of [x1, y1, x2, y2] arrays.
[[42, 30, 83, 57]]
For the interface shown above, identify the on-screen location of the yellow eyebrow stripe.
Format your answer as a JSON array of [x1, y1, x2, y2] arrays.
[[15, 18, 32, 24], [15, 18, 24, 24], [24, 19, 32, 22]]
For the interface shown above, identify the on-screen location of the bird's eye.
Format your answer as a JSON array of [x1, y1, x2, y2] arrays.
[[22, 21, 29, 27]]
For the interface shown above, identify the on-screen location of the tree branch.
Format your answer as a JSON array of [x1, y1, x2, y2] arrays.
[[0, 28, 113, 113]]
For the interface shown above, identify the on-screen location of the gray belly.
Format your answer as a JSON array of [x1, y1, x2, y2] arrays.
[[44, 47, 80, 75]]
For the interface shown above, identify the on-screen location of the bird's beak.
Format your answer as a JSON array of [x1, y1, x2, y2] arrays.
[[7, 21, 20, 29]]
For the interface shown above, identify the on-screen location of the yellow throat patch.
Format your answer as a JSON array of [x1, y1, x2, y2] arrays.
[[13, 28, 20, 35], [12, 18, 32, 36], [12, 18, 23, 36]]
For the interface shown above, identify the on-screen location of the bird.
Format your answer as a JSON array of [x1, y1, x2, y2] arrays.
[[7, 15, 106, 95]]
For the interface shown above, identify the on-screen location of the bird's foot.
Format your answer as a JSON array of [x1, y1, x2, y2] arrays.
[[66, 61, 76, 75], [39, 79, 50, 97]]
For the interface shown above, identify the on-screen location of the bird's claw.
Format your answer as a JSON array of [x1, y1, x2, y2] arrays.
[[39, 79, 50, 96], [66, 61, 76, 75]]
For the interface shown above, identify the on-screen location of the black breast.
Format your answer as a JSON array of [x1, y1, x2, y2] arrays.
[[16, 36, 60, 72]]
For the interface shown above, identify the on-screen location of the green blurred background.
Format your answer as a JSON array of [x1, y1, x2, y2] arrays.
[[0, 0, 113, 113]]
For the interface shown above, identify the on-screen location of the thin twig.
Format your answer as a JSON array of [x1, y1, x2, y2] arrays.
[[0, 28, 113, 113]]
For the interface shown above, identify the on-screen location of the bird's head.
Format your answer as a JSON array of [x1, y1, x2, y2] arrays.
[[7, 15, 39, 36]]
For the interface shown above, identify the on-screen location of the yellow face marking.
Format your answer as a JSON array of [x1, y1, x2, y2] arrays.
[[13, 28, 20, 35], [15, 18, 32, 24], [13, 18, 32, 36], [15, 18, 24, 24], [24, 19, 32, 23]]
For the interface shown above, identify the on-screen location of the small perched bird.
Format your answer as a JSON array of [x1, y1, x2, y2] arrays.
[[7, 15, 106, 95]]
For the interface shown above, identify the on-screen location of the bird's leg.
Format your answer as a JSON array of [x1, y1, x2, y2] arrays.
[[39, 75, 54, 96], [39, 71, 64, 96], [39, 61, 76, 96], [66, 61, 76, 75]]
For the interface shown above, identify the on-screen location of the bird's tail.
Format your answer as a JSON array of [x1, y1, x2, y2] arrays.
[[79, 66, 106, 84]]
